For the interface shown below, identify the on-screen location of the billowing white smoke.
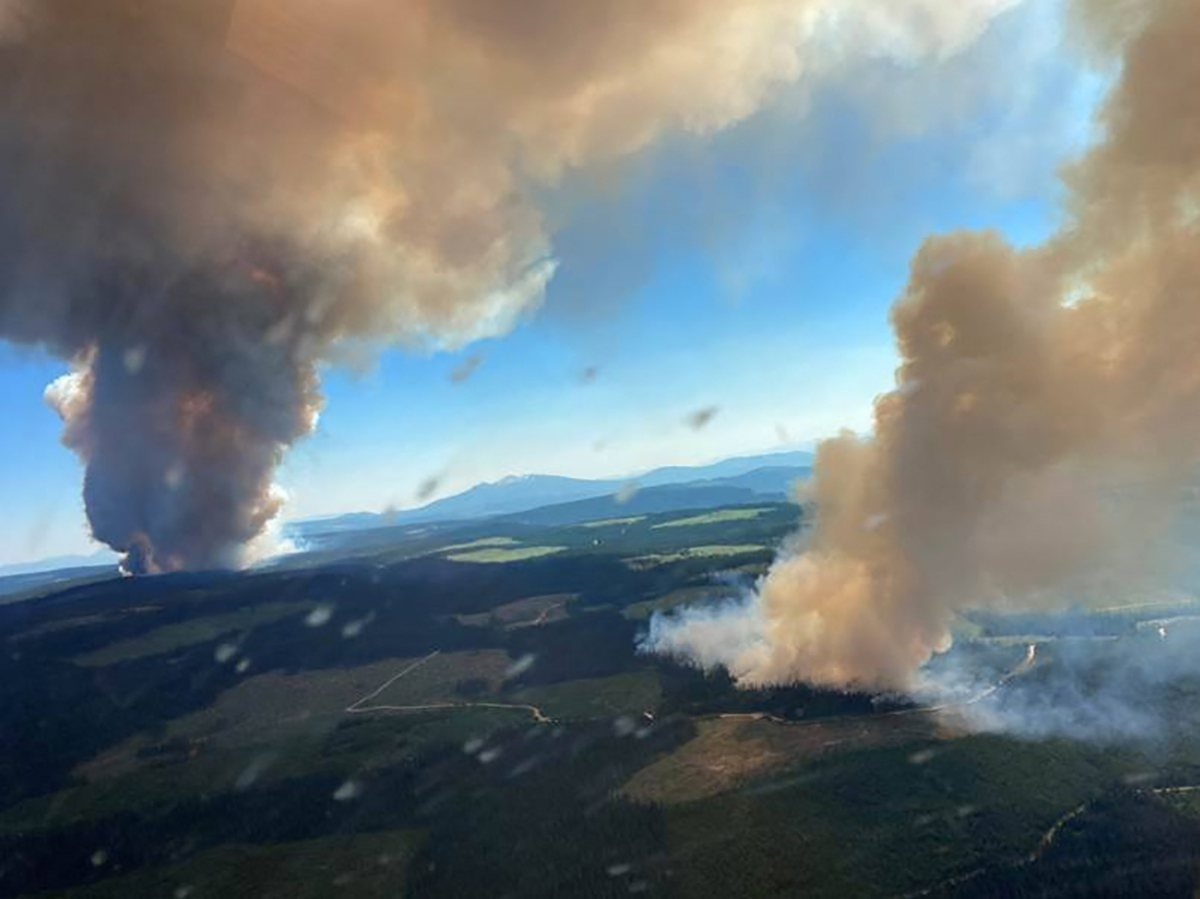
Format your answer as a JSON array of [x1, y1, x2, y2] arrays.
[[643, 0, 1200, 693]]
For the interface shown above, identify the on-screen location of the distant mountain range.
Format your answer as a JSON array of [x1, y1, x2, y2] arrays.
[[501, 479, 787, 528], [5, 451, 813, 582], [293, 450, 813, 540], [0, 561, 120, 600], [0, 549, 118, 580]]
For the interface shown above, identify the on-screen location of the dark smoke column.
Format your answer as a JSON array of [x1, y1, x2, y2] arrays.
[[0, 2, 335, 573], [47, 275, 323, 573], [1, 0, 935, 572]]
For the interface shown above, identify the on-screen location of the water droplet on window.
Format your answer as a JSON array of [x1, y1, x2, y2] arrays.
[[416, 474, 442, 502], [342, 614, 373, 639], [508, 755, 540, 778], [122, 345, 146, 374], [613, 716, 636, 737], [333, 779, 363, 801], [504, 653, 536, 680], [1122, 771, 1154, 786], [686, 405, 719, 430], [450, 353, 484, 384], [305, 605, 334, 627], [235, 753, 275, 791], [164, 462, 185, 490], [616, 482, 640, 504], [863, 513, 888, 532]]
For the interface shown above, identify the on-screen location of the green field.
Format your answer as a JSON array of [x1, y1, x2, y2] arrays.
[[652, 507, 773, 528], [654, 736, 1137, 897], [445, 545, 565, 563], [354, 649, 514, 707], [625, 544, 767, 569], [14, 605, 161, 641], [456, 593, 573, 629], [511, 670, 662, 721], [0, 707, 522, 837], [73, 601, 314, 666], [43, 831, 423, 899], [436, 536, 517, 553], [75, 648, 519, 778], [577, 515, 647, 529]]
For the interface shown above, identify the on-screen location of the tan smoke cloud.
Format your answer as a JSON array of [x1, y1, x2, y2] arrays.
[[0, 0, 1018, 572], [0, 1, 30, 43], [647, 0, 1200, 691]]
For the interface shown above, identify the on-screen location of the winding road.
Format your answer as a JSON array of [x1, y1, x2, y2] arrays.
[[344, 649, 552, 723], [897, 768, 1200, 897]]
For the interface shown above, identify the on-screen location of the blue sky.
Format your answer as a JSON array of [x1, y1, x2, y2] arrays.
[[0, 1, 1105, 565]]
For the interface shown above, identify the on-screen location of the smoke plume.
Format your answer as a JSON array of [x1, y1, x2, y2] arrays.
[[0, 0, 1014, 573], [645, 0, 1200, 691]]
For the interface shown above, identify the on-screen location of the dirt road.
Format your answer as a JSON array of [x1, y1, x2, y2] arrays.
[[344, 649, 551, 723]]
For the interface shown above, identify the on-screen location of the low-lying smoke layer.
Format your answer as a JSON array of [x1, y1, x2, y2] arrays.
[[936, 631, 1200, 745], [647, 0, 1200, 691], [0, 0, 1016, 573]]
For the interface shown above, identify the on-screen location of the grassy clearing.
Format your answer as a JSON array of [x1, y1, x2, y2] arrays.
[[43, 831, 423, 899], [511, 670, 662, 721], [13, 605, 163, 642], [658, 735, 1135, 898], [622, 586, 741, 621], [446, 545, 565, 563], [576, 515, 647, 529], [77, 659, 412, 780], [75, 650, 513, 782], [0, 571, 119, 607], [625, 545, 766, 570], [455, 593, 574, 629], [361, 649, 513, 706], [651, 507, 773, 529], [5, 739, 346, 833], [4, 706, 516, 835], [436, 536, 517, 554], [73, 601, 314, 667], [621, 712, 940, 804]]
